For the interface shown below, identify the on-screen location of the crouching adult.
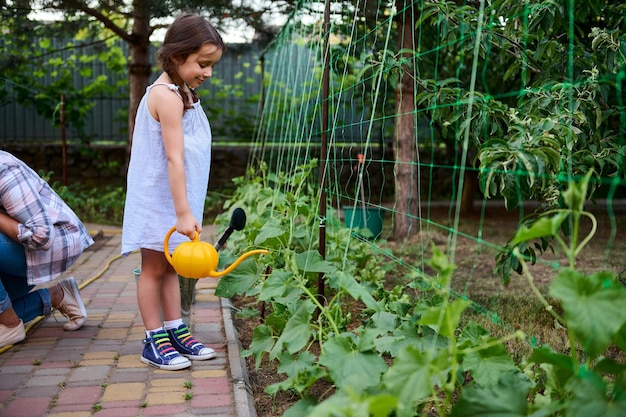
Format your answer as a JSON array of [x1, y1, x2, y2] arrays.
[[0, 150, 94, 348]]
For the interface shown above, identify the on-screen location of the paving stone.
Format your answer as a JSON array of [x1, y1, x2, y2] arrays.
[[192, 377, 230, 394], [144, 391, 187, 405], [0, 390, 13, 402], [14, 386, 59, 398], [141, 404, 189, 416], [0, 229, 244, 417], [100, 382, 146, 402], [24, 374, 68, 388], [55, 386, 102, 405], [1, 396, 51, 417], [190, 393, 233, 408], [68, 365, 112, 383], [81, 406, 138, 417]]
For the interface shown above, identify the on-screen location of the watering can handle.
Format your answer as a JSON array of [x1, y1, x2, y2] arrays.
[[163, 227, 199, 266]]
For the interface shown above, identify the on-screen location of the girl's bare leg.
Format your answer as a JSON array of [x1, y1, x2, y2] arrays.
[[138, 248, 177, 330], [161, 268, 182, 322]]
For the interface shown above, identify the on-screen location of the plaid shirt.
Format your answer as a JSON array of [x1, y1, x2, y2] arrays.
[[0, 151, 94, 285]]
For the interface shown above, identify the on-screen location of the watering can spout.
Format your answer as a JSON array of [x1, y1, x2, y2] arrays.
[[205, 249, 269, 278]]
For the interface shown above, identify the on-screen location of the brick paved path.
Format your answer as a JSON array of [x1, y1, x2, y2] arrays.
[[0, 225, 254, 417]]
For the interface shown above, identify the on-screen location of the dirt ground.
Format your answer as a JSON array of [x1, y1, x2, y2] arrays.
[[232, 201, 626, 417]]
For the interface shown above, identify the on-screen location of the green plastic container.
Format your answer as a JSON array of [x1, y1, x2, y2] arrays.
[[343, 206, 384, 239]]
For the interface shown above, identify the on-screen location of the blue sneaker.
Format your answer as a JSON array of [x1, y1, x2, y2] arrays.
[[167, 324, 216, 360], [141, 330, 191, 370]]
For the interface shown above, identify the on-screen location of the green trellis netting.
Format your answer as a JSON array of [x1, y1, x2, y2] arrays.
[[233, 0, 626, 338], [226, 1, 626, 414], [248, 0, 624, 272]]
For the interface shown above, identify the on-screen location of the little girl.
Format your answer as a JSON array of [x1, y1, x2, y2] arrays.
[[122, 13, 224, 370]]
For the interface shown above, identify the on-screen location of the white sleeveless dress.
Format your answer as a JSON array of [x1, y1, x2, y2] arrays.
[[121, 83, 212, 256]]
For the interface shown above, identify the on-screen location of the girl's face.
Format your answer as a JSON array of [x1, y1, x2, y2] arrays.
[[177, 43, 223, 89]]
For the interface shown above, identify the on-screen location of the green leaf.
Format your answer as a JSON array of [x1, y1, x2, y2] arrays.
[[318, 335, 387, 393], [327, 270, 380, 311], [79, 67, 92, 77], [562, 170, 593, 212], [295, 250, 336, 273], [383, 346, 450, 417], [428, 244, 456, 278], [368, 311, 400, 334], [267, 351, 327, 395], [594, 357, 626, 376], [528, 346, 578, 396], [247, 324, 275, 369], [254, 219, 286, 245], [283, 397, 318, 417], [259, 270, 293, 301], [503, 62, 520, 81], [450, 372, 531, 417], [463, 344, 518, 387], [510, 212, 569, 245], [419, 298, 472, 338], [276, 350, 317, 377], [269, 300, 314, 360], [415, 5, 440, 27], [459, 321, 491, 344], [615, 322, 626, 352], [549, 269, 626, 358], [265, 307, 288, 334], [565, 371, 626, 417], [502, 172, 521, 210], [529, 345, 576, 374], [538, 146, 561, 168], [367, 393, 398, 417], [376, 323, 448, 357], [517, 150, 539, 187], [214, 258, 261, 298], [304, 390, 397, 417]]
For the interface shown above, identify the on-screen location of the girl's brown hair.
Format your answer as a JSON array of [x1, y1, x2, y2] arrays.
[[157, 13, 225, 110]]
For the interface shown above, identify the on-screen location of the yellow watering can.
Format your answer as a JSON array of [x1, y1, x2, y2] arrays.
[[164, 208, 268, 279]]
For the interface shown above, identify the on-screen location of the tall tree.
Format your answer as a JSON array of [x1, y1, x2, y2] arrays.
[[378, 0, 625, 240], [392, 0, 419, 240], [0, 2, 127, 141], [28, 0, 295, 141]]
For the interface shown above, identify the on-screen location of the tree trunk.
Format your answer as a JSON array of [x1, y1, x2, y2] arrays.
[[460, 169, 478, 214], [392, 1, 419, 241], [128, 0, 152, 144], [127, 42, 151, 142]]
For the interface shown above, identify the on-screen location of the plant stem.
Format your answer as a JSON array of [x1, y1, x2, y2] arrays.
[[514, 247, 564, 325], [460, 330, 527, 355], [516, 249, 579, 362], [573, 211, 597, 258], [296, 277, 340, 336]]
